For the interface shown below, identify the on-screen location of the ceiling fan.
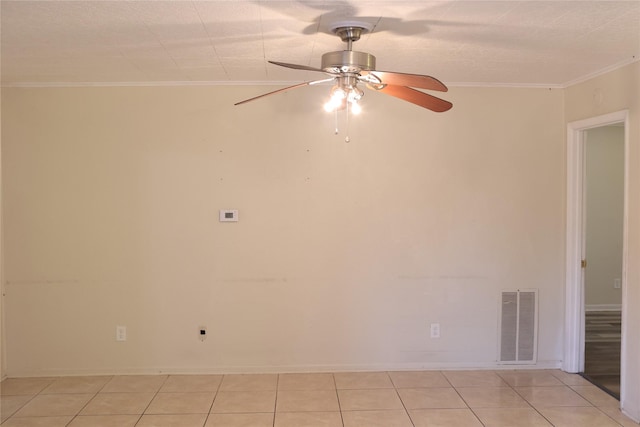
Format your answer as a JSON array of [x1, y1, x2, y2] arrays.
[[235, 21, 453, 114]]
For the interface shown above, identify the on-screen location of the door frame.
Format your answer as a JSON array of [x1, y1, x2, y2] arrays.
[[564, 110, 629, 391]]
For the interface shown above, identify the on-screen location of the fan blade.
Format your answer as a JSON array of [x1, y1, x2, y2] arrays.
[[364, 70, 448, 92], [269, 60, 327, 73], [234, 78, 334, 106], [376, 85, 452, 112]]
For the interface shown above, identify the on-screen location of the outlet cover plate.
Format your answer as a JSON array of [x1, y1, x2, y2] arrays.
[[430, 323, 440, 339], [116, 326, 127, 342], [219, 210, 238, 222]]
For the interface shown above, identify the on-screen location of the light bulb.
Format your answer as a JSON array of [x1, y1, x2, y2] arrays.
[[350, 100, 362, 115], [324, 101, 336, 112], [324, 86, 349, 112], [330, 87, 346, 101], [324, 97, 340, 112]]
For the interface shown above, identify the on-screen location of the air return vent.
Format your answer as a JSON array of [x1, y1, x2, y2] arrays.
[[499, 289, 538, 364]]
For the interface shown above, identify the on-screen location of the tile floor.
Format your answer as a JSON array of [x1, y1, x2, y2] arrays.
[[1, 369, 638, 426]]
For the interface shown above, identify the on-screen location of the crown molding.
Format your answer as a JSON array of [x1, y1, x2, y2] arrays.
[[2, 57, 638, 89]]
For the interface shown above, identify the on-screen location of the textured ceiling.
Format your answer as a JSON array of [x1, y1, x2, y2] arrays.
[[2, 1, 639, 87]]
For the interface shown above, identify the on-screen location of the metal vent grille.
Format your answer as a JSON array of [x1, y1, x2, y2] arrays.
[[499, 290, 538, 364]]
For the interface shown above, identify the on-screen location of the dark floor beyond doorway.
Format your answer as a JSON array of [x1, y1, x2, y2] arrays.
[[583, 310, 621, 399]]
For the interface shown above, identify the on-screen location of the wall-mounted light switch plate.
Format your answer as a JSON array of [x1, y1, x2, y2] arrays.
[[116, 326, 127, 342], [614, 278, 621, 289], [430, 323, 440, 339], [219, 210, 238, 222]]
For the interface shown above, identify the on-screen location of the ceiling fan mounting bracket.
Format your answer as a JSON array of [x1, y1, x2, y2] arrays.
[[328, 20, 374, 44]]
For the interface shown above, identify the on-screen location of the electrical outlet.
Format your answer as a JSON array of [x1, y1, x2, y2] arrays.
[[614, 278, 621, 289], [116, 326, 127, 342], [198, 326, 207, 341], [430, 323, 440, 339], [219, 210, 238, 222]]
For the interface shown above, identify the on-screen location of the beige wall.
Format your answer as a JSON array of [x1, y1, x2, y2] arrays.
[[584, 125, 624, 308], [565, 61, 640, 421], [1, 84, 566, 376], [0, 86, 4, 380]]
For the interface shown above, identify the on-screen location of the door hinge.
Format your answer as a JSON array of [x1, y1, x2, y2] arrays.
[[581, 259, 587, 269]]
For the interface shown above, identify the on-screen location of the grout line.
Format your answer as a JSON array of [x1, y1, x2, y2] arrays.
[[201, 374, 224, 427], [1, 393, 39, 423], [449, 380, 486, 427], [332, 373, 346, 427], [134, 375, 170, 424], [388, 371, 417, 427], [66, 392, 99, 427], [594, 406, 627, 426], [273, 374, 279, 427], [500, 373, 548, 425]]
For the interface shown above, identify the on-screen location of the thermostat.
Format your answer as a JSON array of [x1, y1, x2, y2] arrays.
[[219, 210, 238, 222]]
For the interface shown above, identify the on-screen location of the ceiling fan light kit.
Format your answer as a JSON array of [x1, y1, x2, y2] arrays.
[[235, 20, 452, 140]]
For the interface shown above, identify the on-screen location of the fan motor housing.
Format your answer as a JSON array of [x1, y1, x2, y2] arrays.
[[321, 50, 376, 74]]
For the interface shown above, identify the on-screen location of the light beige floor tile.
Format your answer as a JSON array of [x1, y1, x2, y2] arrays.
[[497, 370, 564, 387], [538, 406, 622, 427], [0, 378, 55, 396], [388, 371, 451, 388], [210, 390, 276, 413], [1, 395, 33, 421], [457, 386, 530, 408], [397, 387, 467, 409], [219, 374, 277, 391], [67, 414, 140, 426], [571, 385, 620, 407], [274, 411, 343, 427], [473, 408, 553, 426], [277, 373, 335, 390], [136, 414, 208, 427], [338, 388, 403, 410], [515, 386, 592, 408], [101, 375, 167, 393], [549, 370, 593, 386], [42, 376, 112, 394], [1, 416, 74, 426], [342, 409, 413, 427], [160, 375, 222, 393], [442, 371, 508, 387], [334, 372, 393, 389], [80, 392, 155, 415], [13, 393, 94, 417], [4, 371, 630, 427], [409, 408, 483, 427], [276, 389, 339, 412], [145, 392, 214, 414], [598, 406, 640, 427], [205, 412, 274, 426]]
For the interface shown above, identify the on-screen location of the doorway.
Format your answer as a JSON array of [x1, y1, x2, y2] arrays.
[[564, 110, 629, 402], [582, 125, 624, 398]]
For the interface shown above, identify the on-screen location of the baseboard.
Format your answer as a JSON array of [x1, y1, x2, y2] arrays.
[[585, 304, 622, 312], [2, 360, 564, 378], [621, 404, 640, 424]]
